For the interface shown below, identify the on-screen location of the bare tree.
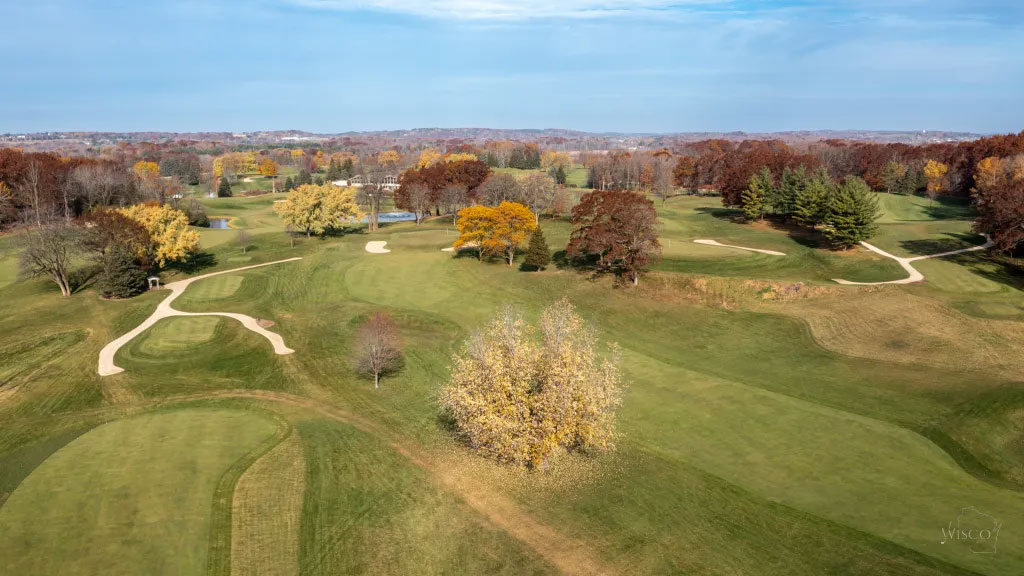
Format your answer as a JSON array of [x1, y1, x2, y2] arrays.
[[519, 172, 556, 224], [20, 222, 80, 297], [441, 183, 468, 224], [651, 156, 675, 204], [480, 173, 521, 205], [351, 312, 404, 389], [406, 183, 431, 224], [236, 229, 252, 254]]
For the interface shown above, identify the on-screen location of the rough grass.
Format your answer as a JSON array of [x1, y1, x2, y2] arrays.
[[0, 408, 277, 576]]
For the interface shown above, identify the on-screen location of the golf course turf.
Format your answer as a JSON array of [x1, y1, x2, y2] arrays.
[[0, 191, 1020, 575]]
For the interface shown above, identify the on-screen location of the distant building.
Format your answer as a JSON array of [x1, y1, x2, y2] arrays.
[[331, 174, 400, 191]]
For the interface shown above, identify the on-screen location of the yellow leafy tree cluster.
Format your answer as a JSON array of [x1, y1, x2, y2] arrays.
[[377, 150, 401, 167], [441, 299, 623, 469], [453, 202, 536, 265], [274, 184, 363, 237], [444, 152, 478, 163], [118, 203, 200, 267], [213, 152, 259, 178], [132, 161, 161, 181], [258, 157, 278, 178], [290, 149, 304, 159], [923, 160, 949, 194], [541, 151, 572, 172], [417, 149, 478, 168]]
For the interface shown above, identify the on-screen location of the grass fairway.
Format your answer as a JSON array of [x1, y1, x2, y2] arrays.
[[0, 186, 1021, 575], [0, 408, 279, 576]]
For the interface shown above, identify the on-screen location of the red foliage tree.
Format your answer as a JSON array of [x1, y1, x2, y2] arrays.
[[567, 190, 661, 285]]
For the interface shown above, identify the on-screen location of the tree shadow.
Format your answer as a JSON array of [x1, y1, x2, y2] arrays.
[[921, 195, 974, 221], [694, 206, 744, 223], [170, 251, 218, 274], [898, 232, 986, 257], [69, 263, 101, 294], [949, 252, 1024, 291]]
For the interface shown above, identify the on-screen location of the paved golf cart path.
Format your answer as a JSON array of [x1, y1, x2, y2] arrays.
[[97, 258, 303, 376], [693, 239, 787, 256], [833, 236, 994, 285]]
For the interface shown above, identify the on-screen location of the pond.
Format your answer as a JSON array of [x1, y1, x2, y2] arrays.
[[208, 218, 230, 229], [361, 212, 417, 223]]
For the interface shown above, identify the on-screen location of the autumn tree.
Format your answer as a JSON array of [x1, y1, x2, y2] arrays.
[[522, 226, 551, 271], [540, 151, 572, 173], [133, 161, 161, 182], [351, 312, 404, 389], [491, 202, 537, 266], [19, 222, 80, 297], [519, 172, 557, 224], [972, 155, 1024, 253], [567, 190, 661, 285], [119, 203, 201, 267], [274, 184, 362, 237], [453, 205, 496, 261], [673, 156, 697, 192], [650, 156, 675, 204], [441, 300, 622, 469], [822, 176, 880, 249], [405, 183, 432, 224], [479, 173, 521, 205], [236, 229, 252, 254], [259, 157, 278, 178], [923, 160, 949, 201]]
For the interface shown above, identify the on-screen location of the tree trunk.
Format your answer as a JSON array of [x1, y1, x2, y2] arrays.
[[374, 372, 379, 389]]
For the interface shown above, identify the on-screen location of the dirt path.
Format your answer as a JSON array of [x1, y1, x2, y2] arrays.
[[693, 239, 786, 256], [833, 236, 994, 286], [364, 241, 390, 253], [171, 389, 613, 576], [97, 258, 303, 376]]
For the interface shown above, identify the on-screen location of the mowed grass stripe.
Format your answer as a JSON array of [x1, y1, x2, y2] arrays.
[[230, 428, 306, 576], [0, 408, 277, 576]]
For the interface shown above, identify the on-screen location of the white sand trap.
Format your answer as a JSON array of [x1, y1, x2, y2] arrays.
[[365, 241, 390, 254], [441, 247, 455, 252], [694, 239, 786, 256], [833, 235, 994, 286], [97, 258, 302, 376]]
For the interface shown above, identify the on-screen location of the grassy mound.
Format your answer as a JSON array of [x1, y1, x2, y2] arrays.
[[0, 408, 278, 575], [135, 316, 221, 355]]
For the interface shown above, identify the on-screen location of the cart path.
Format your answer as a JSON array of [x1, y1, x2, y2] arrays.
[[833, 235, 993, 285], [97, 258, 303, 376], [693, 239, 787, 256]]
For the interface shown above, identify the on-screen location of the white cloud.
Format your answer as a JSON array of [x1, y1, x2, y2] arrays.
[[287, 0, 724, 20]]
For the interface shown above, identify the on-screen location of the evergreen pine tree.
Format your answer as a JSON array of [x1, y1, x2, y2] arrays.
[[326, 159, 342, 181], [793, 170, 831, 230], [99, 244, 148, 299], [554, 165, 567, 185], [297, 169, 312, 186], [341, 158, 354, 178], [522, 227, 551, 271], [741, 167, 772, 221], [772, 166, 805, 219], [284, 176, 295, 191], [822, 176, 880, 248], [218, 175, 232, 197]]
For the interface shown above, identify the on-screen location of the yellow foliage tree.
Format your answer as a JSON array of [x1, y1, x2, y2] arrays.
[[118, 203, 200, 267], [541, 151, 572, 172], [133, 161, 161, 181], [974, 157, 1003, 193], [441, 299, 622, 469], [417, 148, 443, 168], [274, 184, 363, 237], [214, 152, 259, 178], [444, 152, 478, 164], [290, 149, 304, 159], [453, 202, 536, 265], [259, 157, 278, 178], [923, 160, 949, 195], [377, 150, 401, 167]]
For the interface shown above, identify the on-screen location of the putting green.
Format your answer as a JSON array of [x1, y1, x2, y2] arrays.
[[185, 274, 245, 301], [135, 316, 222, 355], [0, 408, 279, 576]]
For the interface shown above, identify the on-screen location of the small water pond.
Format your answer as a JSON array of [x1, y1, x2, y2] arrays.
[[208, 218, 231, 229]]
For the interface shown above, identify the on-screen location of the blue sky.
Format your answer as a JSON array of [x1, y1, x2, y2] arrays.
[[1, 0, 1022, 133]]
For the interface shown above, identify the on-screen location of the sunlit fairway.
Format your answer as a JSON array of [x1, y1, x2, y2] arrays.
[[0, 191, 1021, 575]]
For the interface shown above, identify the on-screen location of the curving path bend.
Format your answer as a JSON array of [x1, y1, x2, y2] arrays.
[[98, 258, 303, 376], [833, 235, 994, 285]]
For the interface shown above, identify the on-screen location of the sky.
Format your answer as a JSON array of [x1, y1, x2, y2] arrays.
[[1, 0, 1023, 134]]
